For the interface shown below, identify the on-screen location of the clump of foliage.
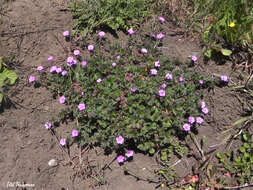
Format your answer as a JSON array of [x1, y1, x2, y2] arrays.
[[189, 0, 253, 57], [0, 57, 18, 106], [40, 20, 208, 162], [216, 133, 253, 185], [69, 0, 153, 36]]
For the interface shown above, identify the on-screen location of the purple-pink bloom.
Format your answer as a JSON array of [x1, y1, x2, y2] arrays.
[[141, 48, 148, 54], [155, 61, 160, 67], [196, 117, 204, 124], [81, 61, 87, 66], [117, 155, 125, 163], [60, 138, 66, 146], [156, 33, 164, 39], [188, 116, 195, 124], [98, 31, 105, 37], [67, 56, 76, 66], [159, 16, 165, 22], [161, 83, 167, 88], [130, 88, 137, 92], [183, 123, 191, 131], [88, 45, 94, 51], [50, 66, 57, 73], [48, 56, 54, 61], [44, 121, 52, 130], [116, 136, 124, 144], [166, 73, 173, 80], [221, 75, 229, 82], [159, 89, 166, 97], [150, 69, 157, 75], [37, 66, 44, 71], [126, 150, 134, 158], [179, 76, 184, 82], [81, 92, 85, 96], [72, 129, 79, 137], [63, 30, 70, 37], [128, 28, 136, 35], [74, 50, 80, 56], [56, 67, 62, 73], [200, 101, 206, 108], [202, 107, 209, 114], [28, 76, 35, 83], [78, 103, 86, 111], [199, 80, 203, 85], [116, 55, 121, 60], [191, 55, 198, 62], [61, 70, 67, 76], [59, 96, 66, 104], [112, 62, 117, 67], [97, 78, 102, 83]]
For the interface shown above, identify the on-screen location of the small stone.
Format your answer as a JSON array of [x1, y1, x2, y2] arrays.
[[48, 159, 58, 167]]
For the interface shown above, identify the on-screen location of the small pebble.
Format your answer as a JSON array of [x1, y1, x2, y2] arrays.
[[48, 159, 58, 167]]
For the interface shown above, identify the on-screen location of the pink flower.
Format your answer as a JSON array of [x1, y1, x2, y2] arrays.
[[130, 88, 137, 92], [117, 155, 125, 163], [221, 75, 229, 82], [202, 107, 209, 114], [112, 62, 117, 67], [56, 67, 62, 73], [196, 117, 204, 124], [159, 89, 166, 97], [150, 69, 157, 75], [141, 48, 148, 54], [88, 45, 94, 51], [183, 123, 191, 131], [191, 55, 198, 62], [37, 66, 44, 71], [128, 28, 136, 35], [116, 136, 124, 144], [48, 56, 54, 61], [199, 80, 203, 85], [63, 30, 69, 37], [60, 138, 66, 146], [188, 116, 195, 124], [78, 103, 86, 111], [81, 92, 85, 96], [61, 70, 67, 76], [67, 56, 76, 66], [28, 76, 35, 83], [179, 76, 184, 82], [98, 31, 105, 37], [72, 129, 79, 137], [116, 55, 121, 60], [125, 150, 134, 158], [156, 33, 164, 39], [50, 66, 57, 73], [59, 96, 66, 104], [97, 78, 102, 83], [74, 50, 80, 56], [161, 83, 167, 88], [44, 122, 52, 130], [166, 73, 173, 80], [155, 61, 160, 67], [81, 61, 87, 66], [159, 16, 165, 22], [200, 101, 206, 108]]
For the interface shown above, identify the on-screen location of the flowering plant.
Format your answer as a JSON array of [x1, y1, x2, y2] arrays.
[[40, 21, 209, 161], [69, 0, 152, 36]]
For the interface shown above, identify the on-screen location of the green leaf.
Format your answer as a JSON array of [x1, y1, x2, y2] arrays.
[[0, 68, 18, 85], [221, 49, 232, 56], [240, 147, 246, 153], [0, 93, 3, 103], [149, 148, 155, 154], [204, 49, 212, 58]]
